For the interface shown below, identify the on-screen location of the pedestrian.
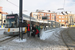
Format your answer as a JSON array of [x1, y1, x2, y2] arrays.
[[31, 25, 36, 37], [27, 24, 30, 37], [36, 24, 40, 37]]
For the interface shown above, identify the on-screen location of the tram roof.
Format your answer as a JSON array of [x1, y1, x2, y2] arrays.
[[22, 14, 49, 23], [23, 14, 36, 20]]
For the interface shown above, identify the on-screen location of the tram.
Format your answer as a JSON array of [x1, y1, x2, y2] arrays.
[[4, 14, 60, 36]]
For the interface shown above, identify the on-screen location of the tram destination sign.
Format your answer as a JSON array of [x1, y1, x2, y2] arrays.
[[6, 16, 15, 19]]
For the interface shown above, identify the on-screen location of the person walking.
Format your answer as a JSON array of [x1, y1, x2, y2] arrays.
[[32, 25, 36, 37], [36, 24, 40, 37], [27, 24, 30, 37]]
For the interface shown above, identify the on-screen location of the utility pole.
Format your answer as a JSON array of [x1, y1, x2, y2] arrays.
[[19, 0, 23, 40], [30, 12, 31, 34]]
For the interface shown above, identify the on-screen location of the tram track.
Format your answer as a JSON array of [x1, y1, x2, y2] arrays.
[[0, 36, 18, 44], [0, 35, 8, 39], [61, 29, 69, 49], [67, 28, 75, 41], [61, 28, 75, 50]]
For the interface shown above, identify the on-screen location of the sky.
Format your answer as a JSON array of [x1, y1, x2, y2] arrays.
[[0, 0, 75, 15]]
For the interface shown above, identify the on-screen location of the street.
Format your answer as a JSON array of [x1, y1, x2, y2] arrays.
[[0, 27, 75, 50]]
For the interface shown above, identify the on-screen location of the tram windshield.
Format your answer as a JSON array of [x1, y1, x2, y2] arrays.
[[5, 16, 17, 28]]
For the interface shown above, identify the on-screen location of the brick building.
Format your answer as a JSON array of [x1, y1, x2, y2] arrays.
[[30, 11, 75, 26], [50, 13, 57, 21], [30, 12, 56, 21], [56, 13, 68, 25], [56, 12, 75, 26]]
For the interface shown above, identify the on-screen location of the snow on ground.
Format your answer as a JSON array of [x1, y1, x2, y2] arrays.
[[13, 38, 27, 42], [0, 28, 5, 35], [0, 28, 6, 38], [40, 28, 65, 41], [0, 36, 11, 41], [40, 29, 55, 40], [60, 26, 68, 28]]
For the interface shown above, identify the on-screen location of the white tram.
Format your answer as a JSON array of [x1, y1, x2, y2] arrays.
[[4, 14, 60, 36]]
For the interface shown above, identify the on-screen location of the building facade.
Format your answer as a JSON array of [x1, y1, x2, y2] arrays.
[[56, 14, 68, 25], [30, 12, 56, 21], [56, 12, 75, 26], [30, 11, 75, 26], [0, 6, 8, 25], [67, 14, 75, 25], [50, 13, 57, 21]]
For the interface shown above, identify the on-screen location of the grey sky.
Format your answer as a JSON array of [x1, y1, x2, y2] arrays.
[[0, 0, 75, 15]]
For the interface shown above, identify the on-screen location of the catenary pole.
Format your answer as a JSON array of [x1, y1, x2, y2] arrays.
[[19, 0, 23, 40]]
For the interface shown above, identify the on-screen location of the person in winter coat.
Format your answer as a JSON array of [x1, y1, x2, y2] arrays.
[[31, 25, 36, 37], [35, 29, 39, 35], [27, 24, 30, 37], [36, 24, 40, 37]]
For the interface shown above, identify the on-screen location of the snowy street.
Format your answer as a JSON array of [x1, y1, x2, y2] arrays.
[[0, 27, 75, 50], [0, 28, 7, 38]]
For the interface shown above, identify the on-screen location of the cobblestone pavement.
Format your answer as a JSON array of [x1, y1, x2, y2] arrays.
[[0, 27, 75, 50]]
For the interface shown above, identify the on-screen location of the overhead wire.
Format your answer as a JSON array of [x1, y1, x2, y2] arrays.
[[6, 0, 18, 7]]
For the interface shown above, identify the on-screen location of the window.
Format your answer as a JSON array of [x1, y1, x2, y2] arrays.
[[59, 20, 61, 22], [66, 16, 67, 18], [48, 17, 50, 20], [47, 14, 50, 16], [62, 20, 64, 22], [41, 13, 44, 16], [33, 14, 36, 16], [53, 14, 56, 16], [62, 17, 64, 18], [59, 16, 61, 18]]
